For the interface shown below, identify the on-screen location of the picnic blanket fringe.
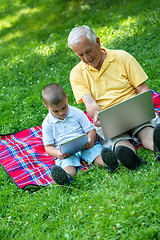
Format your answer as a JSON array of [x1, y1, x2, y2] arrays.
[[0, 89, 160, 189]]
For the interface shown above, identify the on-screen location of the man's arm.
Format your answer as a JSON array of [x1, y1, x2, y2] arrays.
[[136, 82, 150, 94], [82, 94, 101, 127]]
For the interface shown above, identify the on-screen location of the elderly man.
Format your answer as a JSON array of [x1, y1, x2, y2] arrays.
[[68, 25, 160, 172]]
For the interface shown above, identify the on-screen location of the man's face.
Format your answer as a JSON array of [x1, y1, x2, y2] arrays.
[[47, 97, 69, 120], [71, 37, 102, 69]]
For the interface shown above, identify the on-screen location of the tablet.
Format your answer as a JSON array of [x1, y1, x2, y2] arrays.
[[59, 133, 88, 154]]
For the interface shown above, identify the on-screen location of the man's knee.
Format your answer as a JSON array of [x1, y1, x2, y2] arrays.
[[136, 126, 154, 150], [115, 139, 136, 152]]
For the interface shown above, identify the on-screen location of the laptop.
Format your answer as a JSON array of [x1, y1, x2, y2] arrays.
[[59, 133, 88, 154], [98, 90, 156, 140]]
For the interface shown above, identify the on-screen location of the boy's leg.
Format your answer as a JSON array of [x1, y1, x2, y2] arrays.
[[81, 142, 120, 173], [96, 150, 120, 173], [93, 155, 104, 166], [51, 165, 76, 186], [82, 140, 138, 172], [51, 155, 81, 185], [64, 166, 77, 177]]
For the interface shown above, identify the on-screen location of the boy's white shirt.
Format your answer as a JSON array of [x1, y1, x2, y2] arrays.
[[42, 105, 94, 149]]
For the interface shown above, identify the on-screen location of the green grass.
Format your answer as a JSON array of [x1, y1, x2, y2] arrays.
[[0, 0, 160, 239]]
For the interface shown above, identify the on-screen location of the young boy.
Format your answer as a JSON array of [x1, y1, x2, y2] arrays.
[[42, 83, 118, 185]]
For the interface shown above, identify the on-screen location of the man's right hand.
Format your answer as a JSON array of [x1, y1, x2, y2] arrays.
[[82, 94, 101, 127], [93, 113, 101, 127]]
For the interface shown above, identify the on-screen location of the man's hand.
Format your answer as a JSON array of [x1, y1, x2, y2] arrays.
[[93, 112, 101, 127], [82, 94, 101, 127], [136, 82, 150, 94]]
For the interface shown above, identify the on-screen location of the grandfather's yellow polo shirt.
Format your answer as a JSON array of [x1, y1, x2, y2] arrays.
[[70, 48, 148, 110]]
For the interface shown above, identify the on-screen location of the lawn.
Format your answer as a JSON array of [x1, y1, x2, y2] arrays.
[[0, 0, 160, 239]]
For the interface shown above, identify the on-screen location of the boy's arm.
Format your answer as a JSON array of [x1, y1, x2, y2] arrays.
[[83, 129, 97, 150], [44, 144, 70, 160], [42, 119, 70, 160]]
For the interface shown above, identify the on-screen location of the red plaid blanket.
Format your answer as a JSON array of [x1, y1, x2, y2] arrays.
[[0, 90, 160, 189]]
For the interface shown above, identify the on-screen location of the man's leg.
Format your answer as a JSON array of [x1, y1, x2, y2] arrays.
[[101, 139, 142, 171], [114, 139, 146, 169], [133, 113, 160, 161], [115, 139, 137, 152], [100, 134, 144, 170], [136, 125, 160, 161], [81, 142, 119, 173], [153, 123, 160, 161], [136, 126, 154, 151]]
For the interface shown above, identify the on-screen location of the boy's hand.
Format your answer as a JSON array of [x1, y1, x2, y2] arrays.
[[83, 139, 94, 150], [58, 149, 70, 160]]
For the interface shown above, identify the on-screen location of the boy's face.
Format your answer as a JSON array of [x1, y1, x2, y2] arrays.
[[46, 96, 69, 120]]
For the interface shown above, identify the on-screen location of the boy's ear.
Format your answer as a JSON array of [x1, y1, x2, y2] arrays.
[[44, 104, 47, 108]]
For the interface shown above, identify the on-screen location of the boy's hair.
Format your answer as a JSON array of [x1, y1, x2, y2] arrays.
[[68, 25, 97, 48], [42, 83, 67, 106]]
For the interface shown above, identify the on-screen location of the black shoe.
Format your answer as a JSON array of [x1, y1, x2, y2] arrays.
[[101, 148, 120, 173], [153, 123, 160, 161], [115, 146, 145, 169], [136, 155, 147, 165], [51, 165, 72, 185]]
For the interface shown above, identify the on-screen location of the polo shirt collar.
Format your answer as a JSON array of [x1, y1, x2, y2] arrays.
[[80, 48, 115, 71], [48, 105, 73, 123]]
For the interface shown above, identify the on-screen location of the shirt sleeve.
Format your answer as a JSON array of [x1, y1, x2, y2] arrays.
[[42, 117, 55, 146], [70, 65, 91, 104], [74, 107, 95, 133], [122, 51, 148, 88]]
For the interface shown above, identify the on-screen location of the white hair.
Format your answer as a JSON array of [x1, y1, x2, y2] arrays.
[[68, 25, 97, 48]]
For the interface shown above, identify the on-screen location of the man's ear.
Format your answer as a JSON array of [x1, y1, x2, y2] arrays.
[[66, 94, 69, 103], [96, 37, 101, 47]]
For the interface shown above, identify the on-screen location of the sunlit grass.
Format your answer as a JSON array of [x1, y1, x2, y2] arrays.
[[0, 0, 160, 239], [0, 7, 38, 26], [35, 42, 57, 56], [97, 16, 138, 44], [0, 30, 23, 44]]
